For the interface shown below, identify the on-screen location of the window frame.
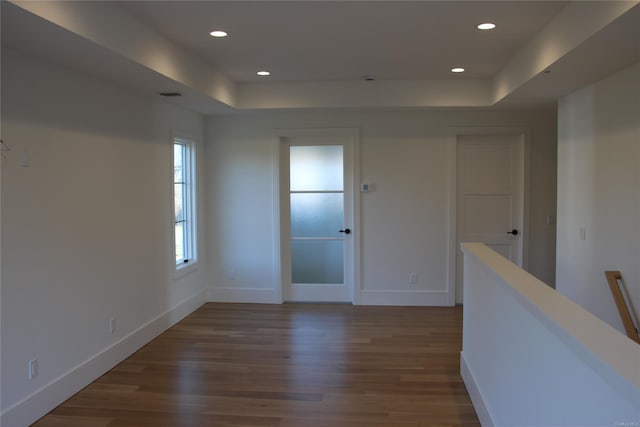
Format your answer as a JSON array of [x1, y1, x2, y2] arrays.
[[172, 135, 198, 276]]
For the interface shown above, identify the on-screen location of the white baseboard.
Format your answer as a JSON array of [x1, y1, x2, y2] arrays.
[[1, 290, 207, 427], [288, 283, 350, 302], [207, 286, 450, 306], [206, 286, 281, 304], [206, 287, 451, 306], [358, 289, 451, 306], [460, 351, 495, 427]]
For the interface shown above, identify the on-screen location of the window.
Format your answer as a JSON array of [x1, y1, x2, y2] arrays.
[[173, 138, 197, 269]]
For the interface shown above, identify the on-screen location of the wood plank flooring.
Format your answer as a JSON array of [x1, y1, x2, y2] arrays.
[[33, 303, 479, 427]]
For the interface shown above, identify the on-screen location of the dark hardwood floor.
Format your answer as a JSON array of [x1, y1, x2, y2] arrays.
[[33, 303, 479, 427]]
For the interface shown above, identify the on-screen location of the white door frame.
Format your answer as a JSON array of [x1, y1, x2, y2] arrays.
[[273, 128, 361, 304], [447, 126, 531, 305]]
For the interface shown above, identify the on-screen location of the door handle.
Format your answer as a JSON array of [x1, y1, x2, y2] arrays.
[[507, 229, 519, 235], [339, 228, 351, 234]]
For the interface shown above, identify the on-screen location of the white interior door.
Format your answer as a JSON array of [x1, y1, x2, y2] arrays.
[[280, 130, 355, 302], [456, 133, 525, 303]]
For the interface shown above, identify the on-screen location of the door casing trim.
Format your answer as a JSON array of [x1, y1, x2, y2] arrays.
[[273, 127, 361, 304], [448, 126, 531, 305]]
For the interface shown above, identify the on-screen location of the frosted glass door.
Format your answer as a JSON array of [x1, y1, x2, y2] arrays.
[[281, 130, 355, 304], [289, 145, 345, 284]]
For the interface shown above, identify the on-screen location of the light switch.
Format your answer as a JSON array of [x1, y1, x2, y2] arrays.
[[20, 149, 30, 167]]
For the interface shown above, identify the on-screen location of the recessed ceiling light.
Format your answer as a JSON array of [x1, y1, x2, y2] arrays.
[[477, 23, 496, 30], [257, 71, 271, 76], [451, 67, 465, 73], [209, 30, 228, 38]]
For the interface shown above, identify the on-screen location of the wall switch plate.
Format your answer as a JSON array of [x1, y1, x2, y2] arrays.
[[360, 183, 370, 192], [109, 318, 116, 334], [20, 149, 30, 167], [409, 273, 418, 284], [579, 227, 586, 241], [29, 359, 38, 379]]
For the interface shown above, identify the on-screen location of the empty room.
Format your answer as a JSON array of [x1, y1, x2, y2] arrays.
[[1, 1, 639, 426]]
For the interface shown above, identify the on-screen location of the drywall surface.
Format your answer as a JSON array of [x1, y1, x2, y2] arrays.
[[205, 107, 557, 304], [557, 61, 640, 334], [461, 243, 640, 427], [1, 48, 206, 423]]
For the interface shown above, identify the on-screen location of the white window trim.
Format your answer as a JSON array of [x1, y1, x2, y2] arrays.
[[171, 133, 198, 278]]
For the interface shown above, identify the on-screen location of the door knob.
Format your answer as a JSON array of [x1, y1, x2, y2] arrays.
[[339, 228, 351, 234], [507, 229, 519, 235]]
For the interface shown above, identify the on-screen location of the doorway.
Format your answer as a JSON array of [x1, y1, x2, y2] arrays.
[[279, 129, 357, 302], [455, 130, 527, 303]]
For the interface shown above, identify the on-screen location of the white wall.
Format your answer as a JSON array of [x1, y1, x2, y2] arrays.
[[461, 243, 640, 427], [205, 108, 557, 304], [1, 48, 207, 425], [557, 61, 640, 334]]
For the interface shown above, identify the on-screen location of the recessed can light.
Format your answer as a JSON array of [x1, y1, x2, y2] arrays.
[[257, 71, 271, 76], [210, 30, 228, 38], [477, 23, 496, 30], [451, 67, 465, 73]]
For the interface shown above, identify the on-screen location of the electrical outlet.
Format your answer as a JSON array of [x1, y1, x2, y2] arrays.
[[109, 318, 116, 334], [29, 359, 38, 379], [409, 273, 418, 284]]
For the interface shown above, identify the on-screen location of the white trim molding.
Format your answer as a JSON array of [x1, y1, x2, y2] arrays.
[[0, 290, 206, 427], [274, 127, 360, 304], [206, 287, 281, 304], [447, 126, 531, 305], [359, 290, 449, 306], [460, 351, 495, 427]]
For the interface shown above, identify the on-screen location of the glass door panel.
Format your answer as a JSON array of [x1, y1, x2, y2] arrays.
[[290, 145, 343, 191], [291, 240, 344, 284], [290, 193, 343, 238], [289, 145, 345, 286]]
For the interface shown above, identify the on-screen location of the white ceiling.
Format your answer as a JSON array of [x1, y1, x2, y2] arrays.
[[2, 1, 640, 113], [120, 1, 567, 83]]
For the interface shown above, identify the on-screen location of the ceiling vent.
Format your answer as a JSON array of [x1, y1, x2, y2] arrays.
[[159, 92, 182, 97]]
